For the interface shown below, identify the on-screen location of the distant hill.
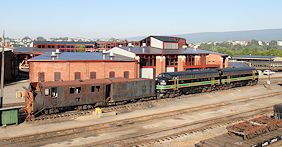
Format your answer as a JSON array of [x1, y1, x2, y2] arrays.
[[126, 29, 282, 43], [177, 29, 282, 43]]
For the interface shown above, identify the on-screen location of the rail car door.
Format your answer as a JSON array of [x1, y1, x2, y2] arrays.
[[105, 84, 111, 101]]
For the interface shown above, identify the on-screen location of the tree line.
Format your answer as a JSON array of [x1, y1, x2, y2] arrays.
[[199, 40, 282, 57]]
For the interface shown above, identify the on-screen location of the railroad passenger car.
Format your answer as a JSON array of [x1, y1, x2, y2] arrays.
[[25, 78, 155, 120]]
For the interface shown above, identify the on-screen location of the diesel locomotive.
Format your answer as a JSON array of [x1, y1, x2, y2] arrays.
[[156, 67, 258, 98], [25, 67, 258, 120]]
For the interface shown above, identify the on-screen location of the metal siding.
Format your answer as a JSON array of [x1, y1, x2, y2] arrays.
[[111, 79, 155, 102]]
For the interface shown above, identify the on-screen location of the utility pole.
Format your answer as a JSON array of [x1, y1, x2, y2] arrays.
[[267, 56, 271, 88], [0, 30, 5, 108]]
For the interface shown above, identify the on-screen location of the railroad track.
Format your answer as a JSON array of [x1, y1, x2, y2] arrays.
[[91, 107, 273, 147], [0, 91, 280, 146]]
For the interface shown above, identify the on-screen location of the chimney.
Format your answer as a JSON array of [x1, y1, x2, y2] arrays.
[[102, 50, 107, 59], [142, 47, 145, 53], [110, 52, 115, 60], [128, 42, 132, 47], [118, 44, 122, 47], [182, 45, 188, 49], [55, 49, 61, 57], [55, 49, 61, 54], [128, 47, 131, 52]]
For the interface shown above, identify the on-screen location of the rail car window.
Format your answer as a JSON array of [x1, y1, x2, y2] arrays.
[[96, 86, 100, 92], [70, 87, 75, 94], [70, 87, 81, 94], [75, 87, 81, 94], [51, 87, 58, 98], [45, 89, 50, 96], [91, 86, 95, 92]]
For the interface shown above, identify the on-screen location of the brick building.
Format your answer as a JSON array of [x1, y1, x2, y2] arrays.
[[108, 46, 228, 79], [30, 35, 229, 80], [28, 51, 138, 83]]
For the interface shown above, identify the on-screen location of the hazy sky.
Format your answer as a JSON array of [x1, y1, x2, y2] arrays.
[[1, 0, 282, 39]]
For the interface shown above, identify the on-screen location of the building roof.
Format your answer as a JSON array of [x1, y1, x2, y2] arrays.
[[37, 78, 149, 87], [0, 48, 13, 52], [28, 52, 135, 62], [34, 41, 96, 45], [228, 61, 250, 68], [150, 36, 185, 43], [118, 46, 227, 56], [233, 55, 276, 60], [13, 47, 56, 54]]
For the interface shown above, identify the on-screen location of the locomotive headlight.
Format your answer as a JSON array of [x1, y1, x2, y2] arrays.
[[160, 80, 166, 85]]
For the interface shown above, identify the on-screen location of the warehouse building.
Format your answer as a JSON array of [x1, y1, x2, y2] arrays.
[[28, 51, 138, 83], [108, 46, 228, 79]]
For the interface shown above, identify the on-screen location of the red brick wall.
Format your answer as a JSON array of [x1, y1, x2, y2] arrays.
[[29, 61, 138, 82], [206, 54, 224, 68]]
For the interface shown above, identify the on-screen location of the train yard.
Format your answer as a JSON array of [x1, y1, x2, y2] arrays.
[[0, 77, 282, 146]]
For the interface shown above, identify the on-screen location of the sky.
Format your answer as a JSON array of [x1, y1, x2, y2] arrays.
[[1, 0, 282, 39]]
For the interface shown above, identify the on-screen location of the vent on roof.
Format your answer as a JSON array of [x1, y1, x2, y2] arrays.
[[55, 49, 61, 54], [110, 52, 115, 60], [127, 43, 132, 47], [142, 47, 145, 53], [142, 43, 146, 47], [182, 45, 188, 49], [118, 45, 122, 47], [51, 52, 57, 60], [102, 50, 107, 59]]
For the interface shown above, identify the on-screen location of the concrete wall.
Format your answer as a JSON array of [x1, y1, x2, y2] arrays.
[[150, 37, 163, 49], [29, 61, 138, 82]]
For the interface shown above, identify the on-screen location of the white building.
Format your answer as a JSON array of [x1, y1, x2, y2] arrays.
[[277, 40, 282, 46]]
